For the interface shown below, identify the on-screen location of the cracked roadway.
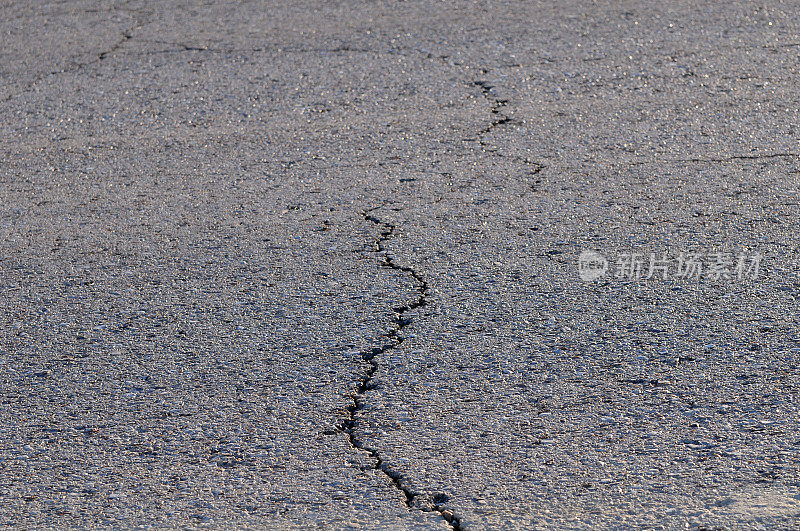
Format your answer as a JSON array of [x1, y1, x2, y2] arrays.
[[2, 0, 800, 529]]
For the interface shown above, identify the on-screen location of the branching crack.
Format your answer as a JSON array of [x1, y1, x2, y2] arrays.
[[339, 207, 462, 530]]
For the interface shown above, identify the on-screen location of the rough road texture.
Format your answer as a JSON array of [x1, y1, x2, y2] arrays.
[[2, 1, 800, 529]]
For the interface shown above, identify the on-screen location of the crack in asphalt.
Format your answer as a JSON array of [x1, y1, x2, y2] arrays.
[[676, 153, 800, 163], [589, 153, 800, 170], [97, 32, 134, 62], [339, 207, 462, 530], [1, 4, 145, 104], [473, 78, 512, 139], [471, 69, 547, 191]]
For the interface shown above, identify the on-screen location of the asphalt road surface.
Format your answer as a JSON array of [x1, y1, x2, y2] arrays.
[[2, 1, 800, 529]]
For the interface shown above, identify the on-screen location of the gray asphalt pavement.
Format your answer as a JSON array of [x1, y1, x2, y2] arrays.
[[2, 1, 800, 529]]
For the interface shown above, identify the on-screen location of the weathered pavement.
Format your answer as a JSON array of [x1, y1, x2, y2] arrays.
[[2, 1, 800, 528]]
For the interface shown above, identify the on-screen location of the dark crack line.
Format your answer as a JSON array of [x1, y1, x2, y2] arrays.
[[473, 78, 512, 138], [589, 153, 800, 170], [471, 70, 547, 191], [97, 32, 134, 62], [123, 44, 219, 56], [676, 153, 800, 163], [339, 207, 462, 530], [2, 4, 146, 104]]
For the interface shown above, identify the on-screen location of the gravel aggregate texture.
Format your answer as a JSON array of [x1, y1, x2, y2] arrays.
[[2, 1, 800, 528]]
